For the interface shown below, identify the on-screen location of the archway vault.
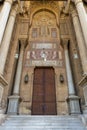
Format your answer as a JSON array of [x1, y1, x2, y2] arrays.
[[30, 7, 59, 26]]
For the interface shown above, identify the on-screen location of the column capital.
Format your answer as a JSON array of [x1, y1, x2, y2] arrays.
[[5, 0, 13, 5], [61, 39, 70, 50], [19, 39, 28, 49], [70, 3, 78, 17], [10, 4, 18, 17], [72, 0, 82, 5]]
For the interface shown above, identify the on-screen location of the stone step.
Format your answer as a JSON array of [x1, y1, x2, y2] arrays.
[[2, 125, 83, 128], [0, 128, 86, 130], [6, 116, 80, 121], [7, 115, 77, 118], [5, 118, 81, 122], [7, 117, 78, 119], [4, 119, 81, 124], [2, 123, 83, 127], [0, 115, 86, 130], [4, 121, 81, 124], [3, 119, 81, 123], [6, 117, 80, 120], [0, 125, 86, 128]]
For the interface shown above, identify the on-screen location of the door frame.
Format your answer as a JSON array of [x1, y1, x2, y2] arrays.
[[29, 66, 68, 115]]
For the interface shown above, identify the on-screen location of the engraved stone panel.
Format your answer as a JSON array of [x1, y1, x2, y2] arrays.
[[60, 22, 69, 35], [32, 43, 57, 49], [31, 60, 63, 67], [20, 22, 29, 35], [24, 60, 63, 67]]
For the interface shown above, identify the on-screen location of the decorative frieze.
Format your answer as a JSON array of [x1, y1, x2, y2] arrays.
[[30, 50, 58, 60], [31, 43, 57, 49], [25, 60, 63, 67]]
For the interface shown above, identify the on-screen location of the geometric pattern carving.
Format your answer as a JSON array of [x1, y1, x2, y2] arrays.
[[30, 49, 58, 60]]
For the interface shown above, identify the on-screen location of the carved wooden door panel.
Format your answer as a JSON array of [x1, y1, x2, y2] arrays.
[[32, 67, 57, 115]]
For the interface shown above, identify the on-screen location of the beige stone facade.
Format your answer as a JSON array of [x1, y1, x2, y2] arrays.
[[0, 0, 87, 115]]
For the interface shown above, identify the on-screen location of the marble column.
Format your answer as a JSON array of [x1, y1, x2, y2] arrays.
[[0, 1, 16, 114], [0, 0, 13, 45], [62, 39, 81, 114], [70, 4, 87, 74], [7, 40, 26, 114], [0, 4, 18, 75], [72, 0, 87, 48], [0, 4, 18, 114]]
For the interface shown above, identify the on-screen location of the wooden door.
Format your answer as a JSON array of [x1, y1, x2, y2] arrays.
[[32, 67, 57, 115]]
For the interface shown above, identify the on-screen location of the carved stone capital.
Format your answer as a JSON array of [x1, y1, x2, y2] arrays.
[[10, 4, 18, 17], [63, 0, 71, 15], [71, 0, 82, 5], [70, 4, 78, 18], [5, 0, 13, 4], [19, 39, 28, 49], [61, 39, 70, 50]]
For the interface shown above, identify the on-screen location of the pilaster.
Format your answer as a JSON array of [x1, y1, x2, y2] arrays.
[[7, 39, 27, 115], [70, 3, 87, 75], [62, 39, 81, 114]]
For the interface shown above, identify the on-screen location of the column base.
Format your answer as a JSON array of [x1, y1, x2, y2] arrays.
[[7, 95, 20, 115], [67, 95, 81, 115]]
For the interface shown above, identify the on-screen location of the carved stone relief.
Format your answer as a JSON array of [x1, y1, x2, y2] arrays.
[[30, 10, 58, 40]]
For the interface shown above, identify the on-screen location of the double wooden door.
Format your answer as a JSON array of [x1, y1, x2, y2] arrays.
[[32, 67, 57, 115]]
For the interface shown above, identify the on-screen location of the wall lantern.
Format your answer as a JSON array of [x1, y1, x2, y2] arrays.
[[24, 74, 29, 83], [59, 74, 64, 83]]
